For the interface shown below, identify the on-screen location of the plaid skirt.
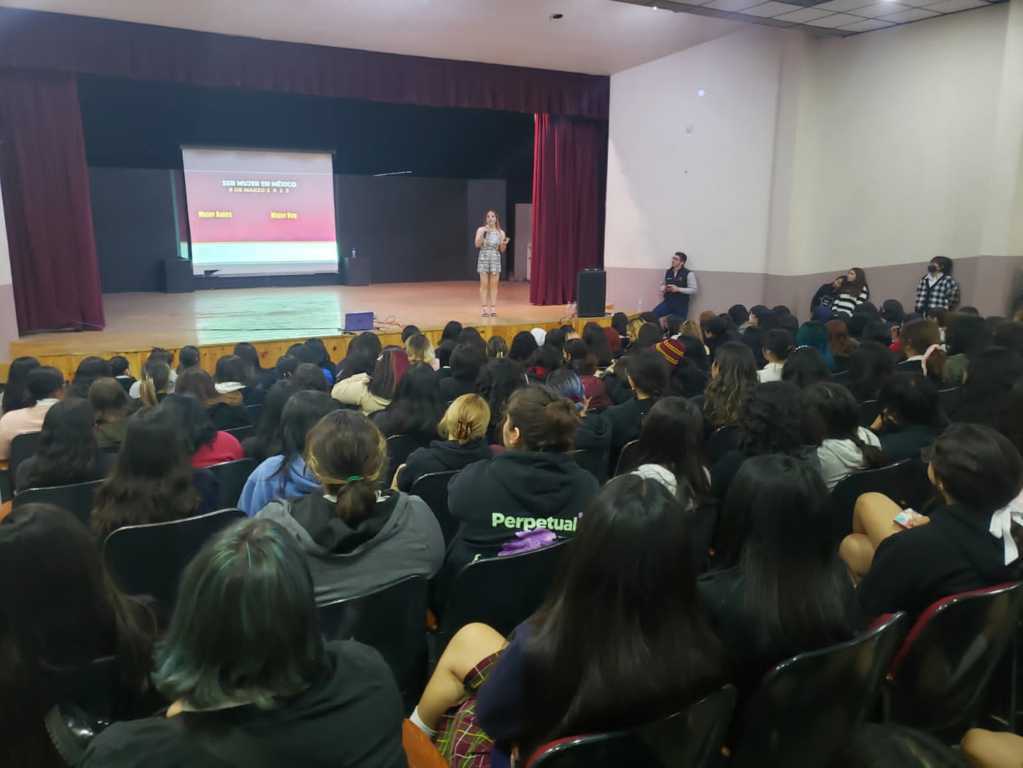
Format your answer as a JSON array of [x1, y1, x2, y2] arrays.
[[477, 247, 502, 274], [434, 649, 504, 768]]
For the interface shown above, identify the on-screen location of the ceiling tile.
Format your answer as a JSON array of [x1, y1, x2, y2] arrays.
[[775, 5, 836, 20], [839, 16, 897, 29], [878, 6, 940, 20], [917, 0, 987, 11], [703, 0, 763, 11], [741, 1, 804, 16], [805, 11, 864, 25], [845, 2, 911, 17], [810, 0, 878, 11]]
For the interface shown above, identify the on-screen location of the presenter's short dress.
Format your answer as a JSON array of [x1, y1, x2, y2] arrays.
[[477, 230, 503, 275]]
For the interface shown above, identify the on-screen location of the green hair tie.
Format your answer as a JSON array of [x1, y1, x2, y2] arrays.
[[345, 475, 364, 483]]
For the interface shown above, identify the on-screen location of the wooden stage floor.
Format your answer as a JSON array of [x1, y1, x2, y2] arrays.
[[9, 281, 584, 377]]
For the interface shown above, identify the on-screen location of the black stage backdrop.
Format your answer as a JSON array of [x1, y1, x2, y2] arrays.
[[80, 77, 530, 293]]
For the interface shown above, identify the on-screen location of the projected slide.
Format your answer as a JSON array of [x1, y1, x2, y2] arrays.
[[182, 147, 338, 276]]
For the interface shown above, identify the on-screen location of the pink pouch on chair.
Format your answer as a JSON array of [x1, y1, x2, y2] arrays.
[[498, 529, 557, 556]]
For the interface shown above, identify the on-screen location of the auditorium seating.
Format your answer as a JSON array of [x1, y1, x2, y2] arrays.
[[8, 431, 40, 485], [207, 458, 258, 510], [12, 478, 104, 527], [730, 613, 907, 767], [224, 424, 254, 442], [409, 470, 460, 545], [570, 446, 609, 485], [613, 439, 642, 476], [386, 434, 427, 486], [525, 685, 737, 768], [882, 582, 1023, 737]]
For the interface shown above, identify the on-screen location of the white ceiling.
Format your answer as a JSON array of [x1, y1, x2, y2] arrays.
[[0, 0, 746, 75]]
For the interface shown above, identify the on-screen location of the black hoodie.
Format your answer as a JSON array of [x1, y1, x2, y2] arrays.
[[858, 503, 1023, 617], [397, 438, 493, 492]]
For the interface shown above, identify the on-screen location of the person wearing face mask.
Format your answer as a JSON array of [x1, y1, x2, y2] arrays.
[[914, 256, 961, 318]]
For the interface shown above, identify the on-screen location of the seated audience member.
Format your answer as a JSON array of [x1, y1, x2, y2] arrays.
[[242, 379, 298, 462], [293, 362, 331, 392], [826, 319, 858, 374], [631, 322, 663, 352], [91, 412, 206, 541], [0, 366, 64, 461], [702, 342, 758, 438], [546, 369, 612, 462], [841, 424, 1023, 616], [728, 304, 750, 331], [407, 333, 438, 368], [803, 382, 885, 490], [569, 348, 611, 412], [214, 354, 263, 406], [335, 332, 383, 382], [137, 360, 173, 407], [156, 394, 244, 469], [667, 334, 709, 398], [664, 314, 684, 339], [507, 331, 539, 364], [525, 342, 563, 383], [1, 504, 157, 768], [952, 347, 1023, 427], [175, 346, 200, 377], [412, 476, 726, 767], [603, 350, 670, 463], [68, 356, 113, 400], [373, 362, 444, 445], [859, 319, 893, 347], [680, 319, 706, 347], [1, 355, 40, 413], [274, 355, 299, 380], [758, 328, 793, 383], [942, 312, 991, 386], [486, 335, 508, 360], [234, 341, 276, 389], [811, 275, 844, 312], [795, 321, 835, 369], [238, 391, 339, 516], [175, 368, 251, 430], [82, 518, 406, 768], [880, 299, 906, 327], [582, 321, 614, 368], [304, 338, 336, 383], [610, 311, 630, 343], [702, 316, 738, 358], [128, 349, 177, 400], [711, 381, 814, 503], [702, 455, 859, 697], [895, 319, 945, 383], [436, 321, 464, 368], [15, 399, 115, 493], [257, 411, 443, 602], [440, 343, 485, 403], [109, 355, 136, 394], [401, 324, 421, 343], [846, 340, 896, 402], [396, 394, 492, 492], [477, 358, 526, 444], [871, 373, 945, 462], [444, 386, 599, 576], [332, 347, 407, 415], [781, 346, 831, 390], [90, 376, 134, 450]]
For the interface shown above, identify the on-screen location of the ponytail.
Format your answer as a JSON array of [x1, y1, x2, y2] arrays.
[[305, 410, 387, 524], [849, 430, 886, 469], [922, 344, 946, 379], [505, 385, 578, 453], [333, 476, 378, 525]]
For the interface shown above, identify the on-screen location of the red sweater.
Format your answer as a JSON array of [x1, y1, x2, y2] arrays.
[[192, 431, 243, 469]]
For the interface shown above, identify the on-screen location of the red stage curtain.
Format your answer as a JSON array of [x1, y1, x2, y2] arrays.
[[0, 8, 609, 120], [530, 115, 608, 306], [0, 71, 104, 332]]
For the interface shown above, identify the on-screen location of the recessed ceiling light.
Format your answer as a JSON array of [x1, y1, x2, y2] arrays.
[[697, 88, 706, 96], [550, 12, 564, 20]]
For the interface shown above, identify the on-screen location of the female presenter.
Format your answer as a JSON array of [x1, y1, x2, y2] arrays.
[[475, 210, 509, 318]]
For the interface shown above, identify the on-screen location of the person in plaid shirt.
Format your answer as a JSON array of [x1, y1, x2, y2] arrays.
[[915, 256, 961, 317]]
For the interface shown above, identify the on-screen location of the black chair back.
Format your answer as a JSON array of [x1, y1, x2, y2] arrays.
[[858, 400, 881, 428], [12, 479, 105, 527], [438, 540, 570, 649], [409, 471, 460, 546], [731, 613, 907, 768], [224, 425, 254, 442], [207, 458, 257, 510], [706, 426, 739, 465], [45, 655, 121, 720], [830, 459, 933, 541], [104, 508, 246, 607], [9, 431, 41, 485], [613, 439, 642, 477], [318, 576, 428, 712], [886, 581, 1023, 734], [245, 403, 264, 423], [571, 447, 608, 485], [937, 386, 961, 415], [526, 685, 737, 768], [386, 434, 426, 485]]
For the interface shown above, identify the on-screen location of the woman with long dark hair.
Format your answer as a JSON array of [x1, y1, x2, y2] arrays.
[[175, 367, 251, 430], [15, 398, 114, 492], [331, 347, 408, 416], [702, 455, 859, 695], [440, 343, 486, 403], [941, 312, 991, 386], [477, 358, 526, 444], [91, 410, 203, 541], [155, 394, 244, 469], [846, 341, 896, 402], [1, 504, 156, 768], [238, 391, 339, 516], [335, 332, 382, 382], [582, 322, 613, 368], [781, 346, 832, 390], [703, 341, 758, 430], [412, 476, 726, 767], [871, 373, 945, 462], [826, 319, 858, 374], [951, 347, 1023, 427], [176, 345, 200, 377], [1, 355, 39, 413], [508, 331, 538, 364], [90, 377, 134, 450], [214, 354, 263, 406], [68, 356, 113, 400], [242, 379, 299, 462], [256, 411, 443, 601], [831, 267, 870, 318], [373, 362, 444, 444], [633, 396, 710, 500], [803, 382, 885, 490], [81, 518, 406, 767], [842, 424, 1023, 615]]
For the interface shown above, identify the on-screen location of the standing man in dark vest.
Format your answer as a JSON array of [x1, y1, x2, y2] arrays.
[[652, 251, 699, 320]]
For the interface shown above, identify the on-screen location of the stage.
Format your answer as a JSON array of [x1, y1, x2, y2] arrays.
[[8, 282, 598, 378]]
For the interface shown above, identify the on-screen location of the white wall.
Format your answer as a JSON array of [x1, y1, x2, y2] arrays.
[[604, 27, 791, 275]]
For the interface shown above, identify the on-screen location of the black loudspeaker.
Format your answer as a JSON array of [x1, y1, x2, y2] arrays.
[[163, 259, 194, 294], [576, 269, 606, 318]]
